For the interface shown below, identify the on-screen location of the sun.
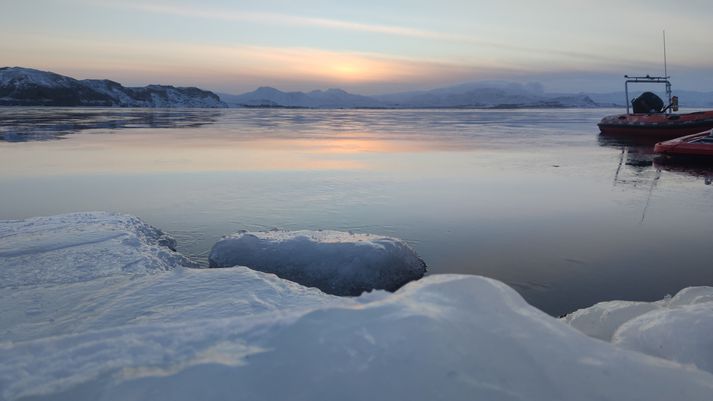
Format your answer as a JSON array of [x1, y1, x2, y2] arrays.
[[330, 63, 364, 80]]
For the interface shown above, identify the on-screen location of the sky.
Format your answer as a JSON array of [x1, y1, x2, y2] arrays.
[[2, 0, 713, 94]]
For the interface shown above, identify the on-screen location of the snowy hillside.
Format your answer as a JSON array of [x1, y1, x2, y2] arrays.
[[0, 67, 226, 108], [2, 212, 713, 400]]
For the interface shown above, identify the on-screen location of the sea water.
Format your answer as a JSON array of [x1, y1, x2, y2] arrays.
[[1, 107, 712, 316]]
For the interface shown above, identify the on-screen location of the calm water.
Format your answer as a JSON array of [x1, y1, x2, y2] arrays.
[[1, 107, 712, 316]]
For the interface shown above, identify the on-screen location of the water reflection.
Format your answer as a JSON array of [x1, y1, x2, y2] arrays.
[[1, 107, 597, 146], [597, 135, 657, 197], [654, 158, 713, 185], [598, 134, 713, 186], [0, 108, 222, 142]]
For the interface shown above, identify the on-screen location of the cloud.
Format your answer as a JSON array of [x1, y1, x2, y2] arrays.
[[84, 0, 641, 66], [4, 32, 511, 91]]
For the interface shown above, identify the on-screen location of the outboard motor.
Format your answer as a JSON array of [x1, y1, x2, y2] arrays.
[[631, 91, 664, 113]]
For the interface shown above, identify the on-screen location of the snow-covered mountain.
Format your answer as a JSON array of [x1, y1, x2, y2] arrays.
[[220, 87, 382, 108], [221, 81, 599, 109], [375, 81, 598, 108], [0, 67, 226, 108]]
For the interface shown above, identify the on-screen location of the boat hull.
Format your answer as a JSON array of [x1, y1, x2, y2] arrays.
[[598, 110, 713, 139], [654, 130, 713, 158]]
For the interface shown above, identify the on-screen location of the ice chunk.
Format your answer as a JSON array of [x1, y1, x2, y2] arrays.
[[0, 212, 196, 288], [3, 275, 713, 401], [563, 300, 660, 341], [565, 287, 713, 374], [614, 302, 713, 374], [667, 286, 713, 306], [209, 230, 427, 295]]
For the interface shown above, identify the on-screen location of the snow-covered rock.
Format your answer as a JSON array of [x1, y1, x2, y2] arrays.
[[0, 212, 197, 288], [0, 67, 226, 108], [565, 287, 713, 374], [209, 230, 427, 295]]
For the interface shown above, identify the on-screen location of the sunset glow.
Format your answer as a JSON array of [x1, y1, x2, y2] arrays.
[[2, 0, 713, 93]]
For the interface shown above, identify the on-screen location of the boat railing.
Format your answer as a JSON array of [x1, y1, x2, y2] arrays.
[[624, 75, 673, 115]]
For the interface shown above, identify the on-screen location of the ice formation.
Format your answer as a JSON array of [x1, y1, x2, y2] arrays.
[[209, 230, 427, 295], [565, 286, 713, 374], [0, 212, 197, 288], [2, 213, 713, 401]]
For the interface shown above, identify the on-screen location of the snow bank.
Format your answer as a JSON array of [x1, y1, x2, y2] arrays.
[[0, 266, 349, 342], [3, 275, 713, 401], [209, 230, 427, 295], [565, 287, 713, 374], [3, 213, 713, 401], [0, 212, 196, 288]]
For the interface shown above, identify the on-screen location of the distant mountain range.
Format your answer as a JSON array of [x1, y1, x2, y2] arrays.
[[221, 83, 713, 109], [0, 67, 226, 108], [4, 66, 713, 109], [220, 81, 600, 109], [219, 87, 380, 109]]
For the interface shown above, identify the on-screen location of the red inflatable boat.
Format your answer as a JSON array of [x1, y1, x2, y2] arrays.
[[598, 75, 713, 139], [599, 111, 713, 138], [654, 130, 713, 157]]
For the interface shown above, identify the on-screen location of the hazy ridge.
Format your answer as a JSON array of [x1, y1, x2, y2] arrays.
[[4, 66, 713, 109]]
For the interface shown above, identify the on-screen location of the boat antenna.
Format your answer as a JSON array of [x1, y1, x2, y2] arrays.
[[662, 29, 672, 111], [663, 30, 668, 78]]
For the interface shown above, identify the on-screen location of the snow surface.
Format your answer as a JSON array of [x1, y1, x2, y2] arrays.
[[0, 212, 197, 288], [2, 213, 713, 401], [209, 230, 427, 295], [565, 287, 713, 374], [0, 265, 350, 343]]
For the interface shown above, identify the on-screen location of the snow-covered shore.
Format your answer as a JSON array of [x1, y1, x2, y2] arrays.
[[1, 212, 712, 401]]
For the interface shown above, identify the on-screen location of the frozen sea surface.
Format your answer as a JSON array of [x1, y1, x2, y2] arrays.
[[1, 107, 713, 315]]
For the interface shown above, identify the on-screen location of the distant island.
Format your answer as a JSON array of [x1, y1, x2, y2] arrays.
[[3, 67, 713, 109]]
